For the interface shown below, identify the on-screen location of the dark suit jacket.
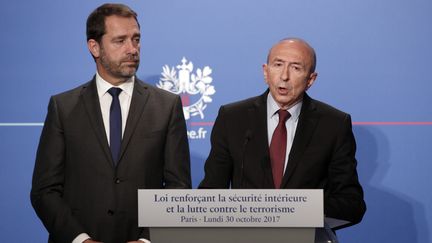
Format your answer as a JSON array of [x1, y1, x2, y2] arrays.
[[31, 78, 191, 243], [199, 90, 366, 227]]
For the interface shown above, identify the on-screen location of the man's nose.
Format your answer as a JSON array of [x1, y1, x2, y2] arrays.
[[281, 65, 289, 81], [126, 40, 139, 54]]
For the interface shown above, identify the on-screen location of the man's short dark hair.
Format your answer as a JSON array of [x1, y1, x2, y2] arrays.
[[86, 3, 139, 43]]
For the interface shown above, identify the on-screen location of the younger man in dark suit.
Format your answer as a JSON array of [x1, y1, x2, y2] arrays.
[[31, 4, 191, 243], [199, 38, 366, 228]]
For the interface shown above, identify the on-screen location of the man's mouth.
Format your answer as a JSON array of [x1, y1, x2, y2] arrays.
[[278, 87, 289, 94], [122, 59, 139, 66]]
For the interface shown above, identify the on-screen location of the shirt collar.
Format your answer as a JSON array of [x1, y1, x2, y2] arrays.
[[267, 92, 302, 121], [95, 72, 134, 98]]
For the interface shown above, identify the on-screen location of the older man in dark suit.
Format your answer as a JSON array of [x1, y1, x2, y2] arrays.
[[31, 4, 191, 243], [199, 38, 365, 228]]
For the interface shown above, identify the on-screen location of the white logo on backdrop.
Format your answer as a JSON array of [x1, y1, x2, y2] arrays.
[[157, 57, 215, 120]]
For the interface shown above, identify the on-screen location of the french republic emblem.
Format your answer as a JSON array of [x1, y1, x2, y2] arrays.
[[157, 57, 216, 120]]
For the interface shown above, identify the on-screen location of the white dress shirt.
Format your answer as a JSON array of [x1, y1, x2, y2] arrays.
[[267, 93, 302, 173], [96, 72, 134, 144]]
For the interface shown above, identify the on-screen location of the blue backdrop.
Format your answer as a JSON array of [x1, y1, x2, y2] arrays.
[[1, 1, 431, 242]]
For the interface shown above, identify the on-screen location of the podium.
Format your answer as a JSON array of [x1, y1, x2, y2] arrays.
[[138, 189, 338, 243], [150, 227, 315, 243]]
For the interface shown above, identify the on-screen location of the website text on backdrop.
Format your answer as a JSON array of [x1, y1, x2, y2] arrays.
[[199, 38, 366, 233], [30, 3, 191, 243]]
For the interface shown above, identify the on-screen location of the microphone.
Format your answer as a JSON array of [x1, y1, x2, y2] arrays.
[[240, 130, 253, 188]]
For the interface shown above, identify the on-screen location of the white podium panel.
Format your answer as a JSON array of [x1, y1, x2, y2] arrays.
[[138, 189, 323, 228], [138, 189, 324, 243]]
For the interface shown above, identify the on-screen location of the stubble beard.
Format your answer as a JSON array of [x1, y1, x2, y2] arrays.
[[100, 49, 140, 81]]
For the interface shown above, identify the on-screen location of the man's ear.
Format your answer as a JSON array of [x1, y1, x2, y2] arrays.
[[87, 39, 101, 58], [262, 63, 269, 84], [306, 72, 318, 90]]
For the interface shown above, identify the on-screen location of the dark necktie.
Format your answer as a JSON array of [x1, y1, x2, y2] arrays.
[[108, 87, 122, 165], [269, 109, 291, 189]]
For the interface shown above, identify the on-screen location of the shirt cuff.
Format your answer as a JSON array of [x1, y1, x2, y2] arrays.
[[72, 233, 91, 243], [139, 238, 151, 243]]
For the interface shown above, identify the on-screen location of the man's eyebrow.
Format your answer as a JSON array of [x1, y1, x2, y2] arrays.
[[112, 34, 127, 40], [289, 61, 303, 66], [112, 33, 141, 39]]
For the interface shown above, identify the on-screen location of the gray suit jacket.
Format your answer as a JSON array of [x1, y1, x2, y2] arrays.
[[31, 78, 191, 243]]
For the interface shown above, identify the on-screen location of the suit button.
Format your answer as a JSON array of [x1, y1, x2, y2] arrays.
[[115, 178, 121, 184], [107, 210, 114, 215]]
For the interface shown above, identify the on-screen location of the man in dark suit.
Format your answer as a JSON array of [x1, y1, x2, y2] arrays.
[[199, 38, 366, 228], [31, 4, 191, 243]]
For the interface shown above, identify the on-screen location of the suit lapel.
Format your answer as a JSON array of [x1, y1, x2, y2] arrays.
[[250, 91, 274, 188], [281, 94, 319, 187], [118, 79, 150, 163], [81, 79, 114, 166]]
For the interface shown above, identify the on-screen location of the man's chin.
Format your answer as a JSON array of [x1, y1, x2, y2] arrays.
[[120, 67, 138, 77]]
